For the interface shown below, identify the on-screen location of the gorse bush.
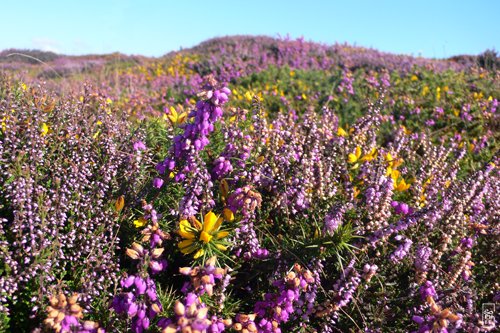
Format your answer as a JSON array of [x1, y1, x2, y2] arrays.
[[0, 36, 498, 332], [0, 49, 61, 64], [477, 49, 499, 72]]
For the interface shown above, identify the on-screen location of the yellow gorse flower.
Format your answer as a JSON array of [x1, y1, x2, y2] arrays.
[[385, 152, 404, 175], [417, 176, 433, 207], [401, 125, 412, 135], [133, 217, 147, 228], [1, 113, 12, 133], [177, 211, 230, 259], [244, 91, 254, 101], [167, 106, 188, 126], [422, 86, 430, 96], [385, 152, 409, 192], [360, 147, 377, 162], [348, 146, 362, 164], [417, 194, 427, 208], [223, 208, 235, 222], [40, 123, 50, 136], [337, 126, 347, 137], [390, 169, 411, 192], [348, 146, 377, 169]]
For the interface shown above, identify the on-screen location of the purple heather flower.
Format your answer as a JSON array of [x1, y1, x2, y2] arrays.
[[61, 315, 79, 331], [152, 177, 164, 189], [460, 237, 474, 249], [412, 315, 425, 325], [212, 156, 233, 179], [133, 141, 147, 151], [134, 277, 147, 294], [415, 245, 433, 271], [155, 161, 167, 174], [141, 317, 150, 329], [392, 201, 411, 215], [127, 302, 139, 317], [137, 309, 146, 320], [185, 293, 198, 306], [324, 204, 346, 234], [419, 281, 437, 300], [113, 275, 162, 332], [390, 237, 413, 262], [146, 288, 158, 302], [122, 275, 136, 288], [149, 259, 167, 273]]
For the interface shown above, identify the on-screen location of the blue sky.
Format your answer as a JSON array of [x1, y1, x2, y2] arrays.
[[1, 0, 498, 58]]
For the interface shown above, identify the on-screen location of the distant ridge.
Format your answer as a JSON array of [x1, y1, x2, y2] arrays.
[[1, 35, 497, 72]]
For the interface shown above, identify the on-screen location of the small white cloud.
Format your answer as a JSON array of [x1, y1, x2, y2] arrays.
[[31, 37, 61, 53]]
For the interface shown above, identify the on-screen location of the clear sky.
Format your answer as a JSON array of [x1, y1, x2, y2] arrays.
[[1, 0, 498, 59]]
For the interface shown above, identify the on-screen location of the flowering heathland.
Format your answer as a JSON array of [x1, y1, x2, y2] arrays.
[[0, 36, 498, 332]]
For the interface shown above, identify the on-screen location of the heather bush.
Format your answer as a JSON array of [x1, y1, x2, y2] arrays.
[[0, 36, 498, 332], [0, 77, 147, 331]]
